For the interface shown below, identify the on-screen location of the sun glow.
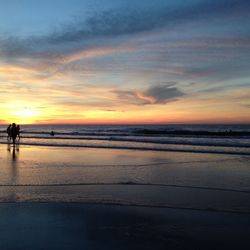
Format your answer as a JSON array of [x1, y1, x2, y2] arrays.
[[1, 103, 42, 124], [13, 109, 38, 118]]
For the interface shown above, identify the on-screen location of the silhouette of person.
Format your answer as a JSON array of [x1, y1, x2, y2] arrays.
[[10, 123, 18, 145], [50, 131, 55, 136], [7, 124, 11, 140], [17, 125, 21, 139]]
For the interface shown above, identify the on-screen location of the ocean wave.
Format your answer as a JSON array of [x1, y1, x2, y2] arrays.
[[1, 128, 250, 138], [134, 128, 250, 137]]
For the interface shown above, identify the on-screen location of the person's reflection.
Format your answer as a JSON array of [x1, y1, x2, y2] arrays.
[[7, 143, 19, 184], [7, 143, 11, 153], [7, 144, 19, 161]]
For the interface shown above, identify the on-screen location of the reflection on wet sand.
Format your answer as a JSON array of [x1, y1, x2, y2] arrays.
[[0, 145, 250, 213], [6, 143, 19, 200], [7, 143, 20, 162]]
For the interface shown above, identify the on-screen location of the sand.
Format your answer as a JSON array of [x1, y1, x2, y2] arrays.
[[0, 203, 250, 250], [0, 144, 250, 249]]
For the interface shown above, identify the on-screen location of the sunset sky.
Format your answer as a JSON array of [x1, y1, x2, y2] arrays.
[[0, 0, 249, 124]]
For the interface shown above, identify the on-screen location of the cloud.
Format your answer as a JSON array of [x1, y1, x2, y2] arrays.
[[113, 82, 184, 106], [112, 89, 149, 106], [1, 0, 249, 59], [45, 0, 250, 44], [0, 0, 249, 86], [145, 83, 184, 104], [43, 82, 185, 109]]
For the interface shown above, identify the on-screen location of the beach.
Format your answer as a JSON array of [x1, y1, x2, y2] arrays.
[[0, 143, 250, 249], [1, 203, 250, 250]]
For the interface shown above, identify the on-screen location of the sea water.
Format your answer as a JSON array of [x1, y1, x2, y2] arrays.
[[0, 124, 250, 155], [0, 124, 250, 212]]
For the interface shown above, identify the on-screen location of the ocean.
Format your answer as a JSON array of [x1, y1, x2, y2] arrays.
[[1, 124, 250, 155], [1, 124, 250, 213]]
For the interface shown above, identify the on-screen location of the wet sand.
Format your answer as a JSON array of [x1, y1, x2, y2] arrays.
[[0, 203, 250, 250], [0, 144, 250, 249]]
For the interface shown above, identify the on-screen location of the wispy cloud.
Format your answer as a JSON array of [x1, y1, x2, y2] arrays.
[[113, 82, 184, 106], [39, 0, 250, 44], [0, 0, 248, 88], [1, 0, 249, 59]]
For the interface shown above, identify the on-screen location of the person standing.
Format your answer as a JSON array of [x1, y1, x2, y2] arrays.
[[10, 123, 18, 145], [7, 124, 11, 140]]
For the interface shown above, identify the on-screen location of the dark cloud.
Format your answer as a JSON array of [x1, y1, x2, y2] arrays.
[[145, 83, 184, 104], [47, 0, 250, 44], [1, 0, 249, 59], [113, 82, 184, 105]]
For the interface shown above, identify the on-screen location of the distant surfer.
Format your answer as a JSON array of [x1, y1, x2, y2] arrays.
[[50, 131, 55, 136]]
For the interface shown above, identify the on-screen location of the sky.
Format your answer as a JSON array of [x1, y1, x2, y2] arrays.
[[0, 0, 249, 124]]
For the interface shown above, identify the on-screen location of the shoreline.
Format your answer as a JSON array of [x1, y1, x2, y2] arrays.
[[1, 141, 250, 156]]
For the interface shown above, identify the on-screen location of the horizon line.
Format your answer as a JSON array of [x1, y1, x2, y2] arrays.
[[0, 122, 250, 126]]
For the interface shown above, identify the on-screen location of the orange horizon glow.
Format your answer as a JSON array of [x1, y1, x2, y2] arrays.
[[1, 99, 250, 125], [1, 116, 250, 126], [1, 92, 249, 125]]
